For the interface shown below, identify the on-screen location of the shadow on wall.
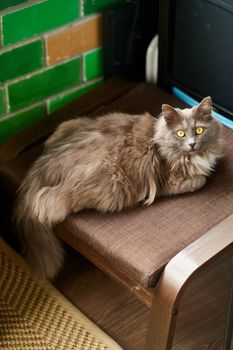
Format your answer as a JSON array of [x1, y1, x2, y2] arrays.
[[103, 0, 159, 82]]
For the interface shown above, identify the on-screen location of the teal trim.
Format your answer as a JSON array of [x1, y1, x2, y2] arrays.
[[172, 87, 233, 130]]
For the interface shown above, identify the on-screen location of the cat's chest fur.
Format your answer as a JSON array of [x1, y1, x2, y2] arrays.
[[177, 152, 220, 177]]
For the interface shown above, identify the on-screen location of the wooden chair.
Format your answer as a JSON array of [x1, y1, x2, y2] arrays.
[[0, 78, 233, 349]]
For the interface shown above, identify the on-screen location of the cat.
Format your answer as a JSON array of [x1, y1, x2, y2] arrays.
[[14, 97, 222, 279]]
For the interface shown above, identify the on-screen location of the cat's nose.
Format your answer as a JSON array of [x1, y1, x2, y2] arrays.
[[188, 142, 196, 150]]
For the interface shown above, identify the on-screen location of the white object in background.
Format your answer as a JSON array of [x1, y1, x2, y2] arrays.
[[146, 35, 159, 84]]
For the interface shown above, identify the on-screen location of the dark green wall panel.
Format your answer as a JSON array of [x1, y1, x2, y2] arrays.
[[83, 0, 125, 15]]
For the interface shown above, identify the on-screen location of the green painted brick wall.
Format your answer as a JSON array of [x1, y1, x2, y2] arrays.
[[0, 0, 123, 146], [48, 80, 102, 114], [9, 58, 81, 112], [0, 105, 47, 145], [85, 48, 104, 81], [2, 0, 79, 46], [0, 40, 44, 83]]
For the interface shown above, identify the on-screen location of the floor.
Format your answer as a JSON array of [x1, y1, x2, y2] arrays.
[[54, 244, 150, 350], [53, 243, 233, 350]]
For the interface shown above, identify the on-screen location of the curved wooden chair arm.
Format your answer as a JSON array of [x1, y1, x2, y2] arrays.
[[146, 214, 233, 350]]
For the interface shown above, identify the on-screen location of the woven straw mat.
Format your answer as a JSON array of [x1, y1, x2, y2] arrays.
[[0, 238, 122, 350]]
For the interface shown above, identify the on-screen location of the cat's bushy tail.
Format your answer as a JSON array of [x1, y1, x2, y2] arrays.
[[14, 184, 67, 279]]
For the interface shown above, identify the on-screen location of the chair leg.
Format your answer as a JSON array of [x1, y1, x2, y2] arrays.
[[145, 215, 233, 350], [145, 278, 177, 349]]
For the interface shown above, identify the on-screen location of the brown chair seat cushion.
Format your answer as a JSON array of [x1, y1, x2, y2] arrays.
[[1, 81, 233, 288], [60, 127, 233, 287]]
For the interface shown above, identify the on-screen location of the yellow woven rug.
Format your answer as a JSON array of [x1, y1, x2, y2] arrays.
[[0, 238, 122, 350]]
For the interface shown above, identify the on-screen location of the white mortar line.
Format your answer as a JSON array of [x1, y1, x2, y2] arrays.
[[5, 53, 83, 86], [4, 85, 10, 114], [0, 78, 103, 121], [47, 78, 103, 102], [41, 34, 48, 66], [0, 13, 100, 53], [0, 0, 45, 16], [0, 100, 45, 121], [43, 14, 101, 39], [5, 42, 103, 86], [80, 0, 84, 17], [0, 36, 42, 54]]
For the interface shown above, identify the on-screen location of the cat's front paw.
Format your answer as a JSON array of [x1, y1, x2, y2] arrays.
[[178, 175, 206, 194], [190, 175, 206, 192]]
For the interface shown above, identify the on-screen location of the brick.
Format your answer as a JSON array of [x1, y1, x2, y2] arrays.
[[0, 104, 46, 145], [8, 57, 81, 112], [0, 88, 6, 116], [2, 0, 79, 46], [46, 16, 102, 65], [48, 80, 102, 113], [84, 48, 104, 81], [83, 0, 125, 16], [0, 0, 29, 11], [0, 40, 44, 83]]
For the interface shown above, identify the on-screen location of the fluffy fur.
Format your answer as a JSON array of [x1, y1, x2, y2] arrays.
[[14, 97, 222, 279]]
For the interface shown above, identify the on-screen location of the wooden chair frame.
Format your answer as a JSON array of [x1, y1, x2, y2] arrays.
[[57, 212, 233, 349], [146, 214, 233, 349]]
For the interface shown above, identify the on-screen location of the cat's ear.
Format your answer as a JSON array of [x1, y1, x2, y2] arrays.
[[196, 97, 212, 120], [162, 104, 180, 124]]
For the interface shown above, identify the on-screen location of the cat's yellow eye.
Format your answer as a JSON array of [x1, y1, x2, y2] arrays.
[[196, 127, 204, 135], [176, 130, 185, 138]]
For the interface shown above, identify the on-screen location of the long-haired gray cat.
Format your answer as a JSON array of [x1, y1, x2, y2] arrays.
[[14, 97, 222, 279]]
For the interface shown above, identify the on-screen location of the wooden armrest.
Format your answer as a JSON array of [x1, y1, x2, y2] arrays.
[[146, 214, 233, 350]]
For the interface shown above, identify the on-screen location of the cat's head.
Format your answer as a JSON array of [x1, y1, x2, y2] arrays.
[[160, 97, 221, 155]]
